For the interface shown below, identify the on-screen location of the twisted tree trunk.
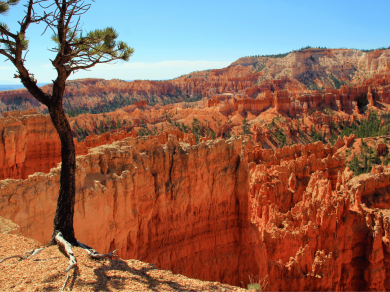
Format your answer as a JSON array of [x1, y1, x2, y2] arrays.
[[47, 95, 77, 245]]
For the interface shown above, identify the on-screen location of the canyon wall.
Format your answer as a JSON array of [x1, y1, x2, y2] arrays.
[[247, 142, 390, 291], [232, 49, 390, 82], [1, 133, 390, 290], [208, 73, 390, 117], [0, 109, 61, 180], [0, 136, 258, 285], [0, 110, 138, 180]]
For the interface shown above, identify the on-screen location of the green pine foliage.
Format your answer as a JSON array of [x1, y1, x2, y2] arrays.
[[359, 46, 390, 52], [339, 111, 390, 139], [72, 117, 129, 141], [246, 46, 326, 59], [246, 45, 390, 59], [66, 95, 138, 118], [308, 110, 390, 146], [66, 93, 204, 118], [311, 130, 326, 143], [242, 118, 251, 135], [272, 127, 287, 147], [191, 118, 202, 144], [348, 140, 382, 175]]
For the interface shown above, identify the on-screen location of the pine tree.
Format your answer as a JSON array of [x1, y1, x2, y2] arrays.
[[0, 0, 133, 269]]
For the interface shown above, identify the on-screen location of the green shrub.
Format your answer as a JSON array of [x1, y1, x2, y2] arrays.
[[247, 275, 268, 292]]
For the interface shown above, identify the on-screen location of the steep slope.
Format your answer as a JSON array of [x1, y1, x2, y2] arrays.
[[232, 48, 390, 87], [1, 72, 390, 180], [247, 143, 390, 290], [1, 132, 390, 290]]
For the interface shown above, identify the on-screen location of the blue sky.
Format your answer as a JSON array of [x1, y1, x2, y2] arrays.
[[1, 0, 389, 84]]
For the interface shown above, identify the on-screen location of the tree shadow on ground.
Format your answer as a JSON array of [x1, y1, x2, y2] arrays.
[[92, 258, 189, 292], [42, 267, 79, 291]]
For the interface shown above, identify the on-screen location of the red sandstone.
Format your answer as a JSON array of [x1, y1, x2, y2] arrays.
[[1, 132, 390, 290]]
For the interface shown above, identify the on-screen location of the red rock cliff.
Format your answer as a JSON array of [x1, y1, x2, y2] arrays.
[[0, 136, 255, 285], [0, 110, 138, 179], [0, 109, 61, 179], [1, 134, 390, 290]]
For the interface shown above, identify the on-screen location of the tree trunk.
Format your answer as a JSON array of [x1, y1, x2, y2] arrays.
[[48, 98, 77, 245]]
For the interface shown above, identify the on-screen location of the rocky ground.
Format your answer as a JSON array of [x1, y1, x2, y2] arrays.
[[0, 218, 247, 291]]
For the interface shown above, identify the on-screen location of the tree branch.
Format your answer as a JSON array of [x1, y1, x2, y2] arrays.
[[0, 26, 17, 39], [0, 49, 15, 62]]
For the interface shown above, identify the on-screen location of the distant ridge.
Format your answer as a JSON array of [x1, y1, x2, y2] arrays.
[[0, 83, 48, 91]]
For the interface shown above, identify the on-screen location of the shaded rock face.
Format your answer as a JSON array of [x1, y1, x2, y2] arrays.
[[0, 110, 138, 180], [1, 134, 390, 290], [0, 109, 61, 180]]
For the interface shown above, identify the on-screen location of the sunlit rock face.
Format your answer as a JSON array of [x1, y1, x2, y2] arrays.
[[0, 135, 256, 285], [1, 132, 390, 290], [1, 49, 389, 114]]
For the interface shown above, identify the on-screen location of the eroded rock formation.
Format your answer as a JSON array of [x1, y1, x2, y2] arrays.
[[248, 142, 390, 290], [1, 49, 389, 114], [1, 132, 390, 290], [0, 135, 255, 285], [0, 110, 138, 179]]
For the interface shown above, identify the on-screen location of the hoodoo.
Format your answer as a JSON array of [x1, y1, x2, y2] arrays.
[[1, 130, 390, 290]]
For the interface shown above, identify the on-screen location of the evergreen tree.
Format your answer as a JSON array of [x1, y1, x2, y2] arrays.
[[0, 0, 133, 252]]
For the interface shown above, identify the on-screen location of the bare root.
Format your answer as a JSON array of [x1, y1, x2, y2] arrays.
[[0, 255, 24, 264], [61, 274, 70, 292], [1, 232, 117, 292], [77, 241, 118, 259], [0, 247, 44, 264], [25, 248, 44, 258], [55, 232, 77, 273], [9, 280, 23, 289]]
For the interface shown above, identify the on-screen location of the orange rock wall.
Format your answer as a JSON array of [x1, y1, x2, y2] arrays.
[[0, 136, 256, 285], [248, 144, 390, 291], [207, 78, 390, 117], [1, 134, 390, 290], [0, 109, 61, 180], [0, 110, 138, 179]]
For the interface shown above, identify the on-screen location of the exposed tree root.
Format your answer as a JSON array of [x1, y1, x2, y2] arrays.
[[0, 248, 44, 264], [2, 231, 116, 292], [32, 257, 60, 262], [55, 232, 77, 273], [9, 280, 22, 289], [55, 232, 118, 271], [1, 232, 116, 269], [61, 274, 70, 292], [77, 241, 118, 259], [54, 234, 118, 291], [26, 248, 44, 258], [0, 255, 24, 264]]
